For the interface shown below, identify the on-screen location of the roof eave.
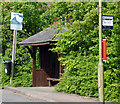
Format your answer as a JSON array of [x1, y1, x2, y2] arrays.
[[19, 41, 57, 46]]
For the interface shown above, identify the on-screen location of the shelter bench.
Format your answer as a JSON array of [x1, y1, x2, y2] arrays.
[[47, 78, 60, 87]]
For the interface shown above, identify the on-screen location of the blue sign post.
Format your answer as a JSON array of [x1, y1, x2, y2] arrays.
[[10, 12, 23, 30], [10, 12, 23, 85]]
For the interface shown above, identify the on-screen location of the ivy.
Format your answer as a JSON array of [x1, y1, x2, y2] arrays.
[[1, 2, 49, 87], [50, 2, 120, 103], [1, 2, 120, 103]]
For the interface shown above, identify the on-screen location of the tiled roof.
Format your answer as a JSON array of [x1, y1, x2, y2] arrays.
[[19, 28, 68, 46]]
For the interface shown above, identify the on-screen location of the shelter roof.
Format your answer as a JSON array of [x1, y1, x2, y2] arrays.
[[19, 28, 68, 46]]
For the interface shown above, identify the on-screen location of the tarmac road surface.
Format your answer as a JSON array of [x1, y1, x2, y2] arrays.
[[1, 89, 46, 103]]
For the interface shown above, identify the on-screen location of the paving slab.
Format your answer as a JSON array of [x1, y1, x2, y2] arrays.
[[4, 86, 98, 102]]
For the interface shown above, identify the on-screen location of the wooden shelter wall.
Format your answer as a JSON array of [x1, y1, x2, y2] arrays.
[[35, 69, 49, 86], [35, 45, 59, 86], [40, 45, 59, 78]]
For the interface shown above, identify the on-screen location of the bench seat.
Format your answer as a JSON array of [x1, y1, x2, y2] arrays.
[[47, 78, 60, 87]]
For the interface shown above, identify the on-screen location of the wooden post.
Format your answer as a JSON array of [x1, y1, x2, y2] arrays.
[[32, 46, 37, 87], [98, 0, 104, 102], [10, 30, 17, 85], [58, 54, 61, 78], [25, 46, 37, 87], [39, 46, 41, 70], [58, 54, 63, 78]]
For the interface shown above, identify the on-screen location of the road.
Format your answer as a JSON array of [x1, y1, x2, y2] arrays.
[[0, 89, 46, 103]]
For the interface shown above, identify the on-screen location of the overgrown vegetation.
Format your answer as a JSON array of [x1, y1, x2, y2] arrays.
[[1, 2, 120, 103], [50, 2, 120, 103], [1, 2, 49, 87]]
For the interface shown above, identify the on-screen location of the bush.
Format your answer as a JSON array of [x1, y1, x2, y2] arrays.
[[52, 2, 120, 103]]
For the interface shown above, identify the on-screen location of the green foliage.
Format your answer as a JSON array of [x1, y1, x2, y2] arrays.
[[1, 2, 49, 87], [1, 2, 120, 103], [49, 2, 120, 103]]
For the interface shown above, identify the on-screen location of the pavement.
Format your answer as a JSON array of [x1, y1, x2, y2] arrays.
[[4, 86, 98, 102]]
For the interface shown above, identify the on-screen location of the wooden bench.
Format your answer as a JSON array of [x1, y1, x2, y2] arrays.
[[47, 78, 60, 87]]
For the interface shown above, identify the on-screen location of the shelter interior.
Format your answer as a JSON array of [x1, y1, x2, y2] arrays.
[[26, 44, 64, 87]]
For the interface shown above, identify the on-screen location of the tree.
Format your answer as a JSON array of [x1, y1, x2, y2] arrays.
[[1, 2, 49, 87]]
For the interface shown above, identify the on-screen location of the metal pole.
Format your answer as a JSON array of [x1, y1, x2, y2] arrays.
[[10, 30, 17, 85], [98, 0, 104, 102]]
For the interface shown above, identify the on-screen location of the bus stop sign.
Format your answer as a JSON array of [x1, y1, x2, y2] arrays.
[[102, 16, 113, 30], [10, 12, 23, 30]]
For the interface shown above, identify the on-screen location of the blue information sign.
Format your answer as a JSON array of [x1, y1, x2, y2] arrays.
[[10, 12, 23, 30]]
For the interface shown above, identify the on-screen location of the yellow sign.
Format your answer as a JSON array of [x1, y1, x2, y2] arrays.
[[97, 5, 99, 15]]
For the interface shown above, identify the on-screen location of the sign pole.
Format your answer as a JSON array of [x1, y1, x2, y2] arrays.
[[10, 12, 23, 85], [10, 30, 17, 85], [98, 0, 104, 102]]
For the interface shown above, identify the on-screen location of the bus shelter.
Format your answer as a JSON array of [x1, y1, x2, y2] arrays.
[[19, 28, 68, 87]]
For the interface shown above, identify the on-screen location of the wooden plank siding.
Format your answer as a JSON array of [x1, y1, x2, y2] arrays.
[[35, 69, 49, 86]]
